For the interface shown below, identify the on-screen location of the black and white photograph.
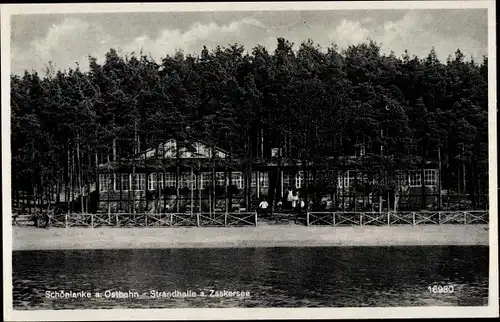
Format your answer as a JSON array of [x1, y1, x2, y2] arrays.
[[2, 1, 498, 320]]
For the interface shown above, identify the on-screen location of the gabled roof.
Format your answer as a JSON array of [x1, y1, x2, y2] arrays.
[[97, 138, 233, 169], [143, 138, 230, 160]]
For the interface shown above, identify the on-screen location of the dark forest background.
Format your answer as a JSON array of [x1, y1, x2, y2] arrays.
[[10, 38, 488, 212]]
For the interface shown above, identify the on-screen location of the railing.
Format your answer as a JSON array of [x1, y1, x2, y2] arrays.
[[43, 212, 258, 228], [306, 211, 489, 226]]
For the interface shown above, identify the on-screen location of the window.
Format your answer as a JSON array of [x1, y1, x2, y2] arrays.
[[110, 174, 116, 191], [231, 172, 243, 189], [99, 174, 114, 191], [99, 174, 106, 192], [295, 171, 304, 188], [356, 172, 368, 184], [308, 172, 315, 185], [424, 169, 437, 186], [139, 174, 146, 190], [179, 173, 186, 188], [120, 174, 130, 191], [148, 173, 155, 190], [200, 172, 211, 189], [345, 171, 354, 188], [251, 172, 257, 188], [409, 170, 422, 187], [102, 174, 110, 192], [259, 172, 269, 188], [148, 173, 165, 190], [337, 171, 354, 188], [295, 171, 315, 188], [131, 173, 145, 191], [189, 174, 197, 189], [355, 143, 366, 157], [157, 173, 164, 190], [216, 172, 226, 186], [283, 172, 293, 189], [180, 173, 196, 189], [394, 171, 408, 187], [165, 173, 176, 187]]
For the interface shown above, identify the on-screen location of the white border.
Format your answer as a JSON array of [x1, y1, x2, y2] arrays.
[[2, 1, 498, 320]]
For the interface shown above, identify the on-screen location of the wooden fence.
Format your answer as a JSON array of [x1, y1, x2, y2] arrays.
[[14, 210, 488, 228], [306, 211, 489, 226], [43, 212, 258, 228]]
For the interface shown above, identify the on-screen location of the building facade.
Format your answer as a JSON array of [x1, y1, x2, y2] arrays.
[[96, 139, 440, 213]]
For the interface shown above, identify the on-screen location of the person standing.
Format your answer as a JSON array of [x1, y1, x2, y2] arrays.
[[43, 209, 51, 229], [292, 192, 299, 209], [286, 188, 293, 209], [276, 200, 283, 211], [296, 197, 305, 213], [259, 199, 269, 217]]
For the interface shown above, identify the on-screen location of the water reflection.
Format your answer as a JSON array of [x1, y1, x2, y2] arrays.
[[13, 246, 488, 309]]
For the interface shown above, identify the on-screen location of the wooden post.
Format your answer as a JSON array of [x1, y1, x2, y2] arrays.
[[280, 170, 284, 200], [413, 212, 416, 226], [116, 213, 119, 227], [224, 212, 227, 227], [191, 166, 194, 215], [197, 213, 200, 227], [208, 172, 212, 216], [333, 212, 336, 226], [254, 211, 257, 227], [387, 191, 390, 212], [91, 214, 94, 228], [394, 188, 398, 213], [462, 144, 466, 195], [65, 214, 68, 228], [387, 212, 390, 226], [199, 163, 202, 214], [256, 171, 260, 199], [359, 213, 362, 226], [306, 212, 310, 226], [438, 147, 442, 210], [438, 212, 441, 225]]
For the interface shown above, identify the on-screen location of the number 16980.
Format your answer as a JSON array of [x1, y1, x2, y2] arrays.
[[428, 285, 455, 294]]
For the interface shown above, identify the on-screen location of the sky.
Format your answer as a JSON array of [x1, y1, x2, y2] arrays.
[[9, 9, 488, 75]]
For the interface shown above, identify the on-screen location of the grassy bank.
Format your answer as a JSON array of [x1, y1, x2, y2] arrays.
[[11, 223, 489, 250]]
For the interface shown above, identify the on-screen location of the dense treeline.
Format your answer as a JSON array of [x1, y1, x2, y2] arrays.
[[11, 38, 488, 213]]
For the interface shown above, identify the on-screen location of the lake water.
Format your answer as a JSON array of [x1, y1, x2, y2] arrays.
[[13, 246, 488, 309]]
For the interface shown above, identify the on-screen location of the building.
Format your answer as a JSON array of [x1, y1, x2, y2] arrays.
[[96, 138, 440, 213]]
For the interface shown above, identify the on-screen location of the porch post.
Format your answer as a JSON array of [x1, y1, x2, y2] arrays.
[[280, 170, 284, 199], [257, 171, 260, 199]]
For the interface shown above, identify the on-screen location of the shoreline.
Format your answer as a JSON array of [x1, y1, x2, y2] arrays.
[[12, 224, 489, 250]]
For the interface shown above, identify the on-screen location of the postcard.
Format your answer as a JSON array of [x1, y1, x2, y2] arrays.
[[2, 1, 498, 320]]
